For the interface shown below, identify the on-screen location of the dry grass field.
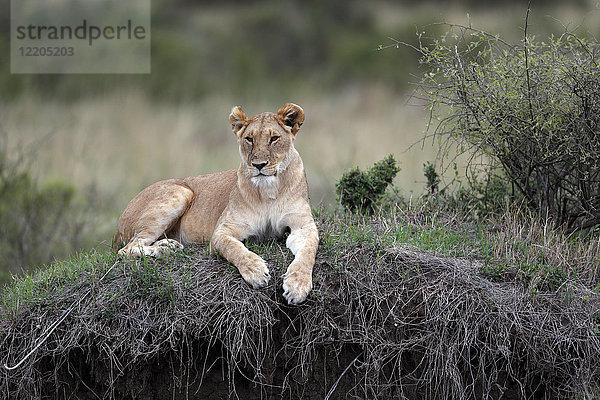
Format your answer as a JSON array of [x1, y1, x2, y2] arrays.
[[2, 86, 433, 211], [4, 2, 598, 212]]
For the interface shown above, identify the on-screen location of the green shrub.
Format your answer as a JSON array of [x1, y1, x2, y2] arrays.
[[450, 170, 511, 218], [423, 161, 440, 196], [0, 143, 92, 282], [415, 23, 600, 232], [421, 161, 510, 219], [336, 154, 400, 214]]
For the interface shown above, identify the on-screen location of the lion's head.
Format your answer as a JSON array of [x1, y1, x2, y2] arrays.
[[229, 103, 305, 184]]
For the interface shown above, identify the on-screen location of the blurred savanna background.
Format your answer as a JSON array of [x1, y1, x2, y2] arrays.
[[1, 0, 599, 283]]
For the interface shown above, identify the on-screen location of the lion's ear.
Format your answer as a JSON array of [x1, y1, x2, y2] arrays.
[[277, 103, 305, 136], [229, 106, 248, 136]]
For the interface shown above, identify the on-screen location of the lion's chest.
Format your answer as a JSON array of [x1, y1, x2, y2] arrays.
[[241, 206, 289, 241]]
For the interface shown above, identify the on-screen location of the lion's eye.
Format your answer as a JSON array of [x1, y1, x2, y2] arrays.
[[270, 136, 280, 144], [245, 137, 253, 144]]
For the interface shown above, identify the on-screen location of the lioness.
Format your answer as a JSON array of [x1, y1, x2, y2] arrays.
[[113, 103, 318, 304]]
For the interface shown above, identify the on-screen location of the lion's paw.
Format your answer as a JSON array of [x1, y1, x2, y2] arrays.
[[239, 254, 271, 289], [119, 243, 151, 257], [119, 239, 183, 258], [154, 238, 184, 255], [282, 269, 312, 305]]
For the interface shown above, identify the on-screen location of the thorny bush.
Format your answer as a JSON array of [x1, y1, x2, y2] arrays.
[[412, 23, 600, 232]]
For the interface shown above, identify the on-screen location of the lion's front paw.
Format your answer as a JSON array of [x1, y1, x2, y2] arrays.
[[282, 269, 312, 305], [238, 253, 271, 289]]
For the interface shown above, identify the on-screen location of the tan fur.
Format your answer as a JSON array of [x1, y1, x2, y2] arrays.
[[114, 103, 318, 304]]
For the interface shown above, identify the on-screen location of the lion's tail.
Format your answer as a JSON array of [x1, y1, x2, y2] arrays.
[[112, 231, 123, 250]]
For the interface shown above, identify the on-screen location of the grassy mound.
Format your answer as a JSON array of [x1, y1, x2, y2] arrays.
[[1, 212, 599, 399]]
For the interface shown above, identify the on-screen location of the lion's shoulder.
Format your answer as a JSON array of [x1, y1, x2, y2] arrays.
[[184, 169, 237, 192]]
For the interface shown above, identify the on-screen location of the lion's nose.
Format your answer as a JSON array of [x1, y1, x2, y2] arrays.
[[252, 161, 268, 171]]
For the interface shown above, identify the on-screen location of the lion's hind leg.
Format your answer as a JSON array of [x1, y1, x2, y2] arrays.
[[116, 181, 194, 258]]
